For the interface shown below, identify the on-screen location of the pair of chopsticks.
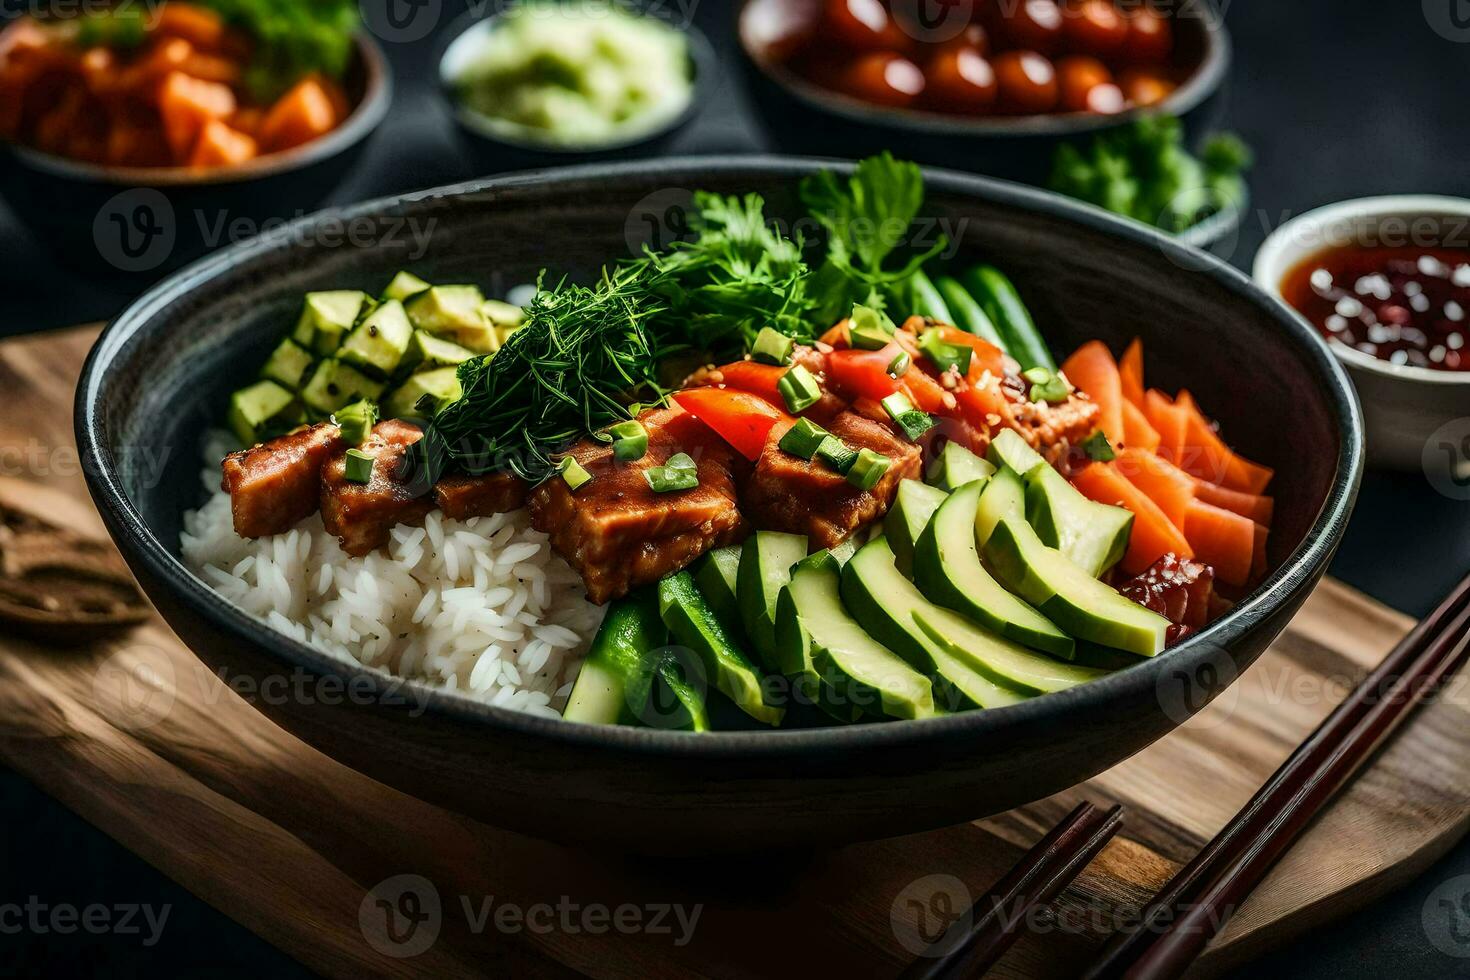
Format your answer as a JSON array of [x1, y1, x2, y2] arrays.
[[899, 801, 1125, 979], [1082, 569, 1470, 979]]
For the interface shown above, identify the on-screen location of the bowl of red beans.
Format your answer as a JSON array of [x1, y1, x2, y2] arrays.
[[736, 0, 1230, 183], [1254, 196, 1470, 476]]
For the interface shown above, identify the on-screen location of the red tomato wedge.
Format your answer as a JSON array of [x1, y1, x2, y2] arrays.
[[1072, 461, 1193, 575], [1175, 391, 1275, 494], [715, 360, 786, 408], [1182, 499, 1256, 587], [1121, 398, 1161, 453], [1191, 477, 1275, 526], [1115, 448, 1195, 527], [827, 344, 904, 401], [1119, 337, 1146, 407], [671, 387, 792, 461], [1061, 339, 1124, 445]]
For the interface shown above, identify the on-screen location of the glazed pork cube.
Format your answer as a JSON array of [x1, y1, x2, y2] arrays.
[[320, 420, 434, 556], [528, 407, 747, 604], [741, 410, 921, 550], [220, 422, 343, 538], [433, 472, 530, 520]]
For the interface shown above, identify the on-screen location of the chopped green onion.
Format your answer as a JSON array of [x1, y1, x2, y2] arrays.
[[608, 420, 649, 462], [1082, 430, 1116, 462], [880, 391, 915, 419], [343, 448, 374, 484], [815, 435, 858, 474], [751, 327, 796, 365], [849, 304, 897, 351], [846, 448, 891, 490], [332, 399, 378, 447], [895, 410, 936, 442], [644, 452, 700, 492], [918, 329, 973, 376], [558, 456, 593, 491], [779, 418, 829, 460], [778, 363, 823, 413], [1023, 366, 1071, 404], [887, 350, 911, 378]]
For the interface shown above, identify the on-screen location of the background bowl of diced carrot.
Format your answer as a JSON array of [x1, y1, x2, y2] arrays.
[[0, 3, 391, 277]]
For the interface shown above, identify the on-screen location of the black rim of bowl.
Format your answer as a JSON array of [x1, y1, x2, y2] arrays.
[[7, 32, 393, 187], [77, 156, 1364, 761], [735, 0, 1232, 138], [434, 6, 717, 157]]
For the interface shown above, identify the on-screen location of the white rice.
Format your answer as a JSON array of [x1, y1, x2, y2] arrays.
[[180, 432, 602, 719]]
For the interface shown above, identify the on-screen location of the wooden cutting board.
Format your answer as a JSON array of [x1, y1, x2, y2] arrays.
[[3, 326, 1468, 979]]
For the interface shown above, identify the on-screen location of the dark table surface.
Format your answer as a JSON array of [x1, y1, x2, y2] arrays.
[[4, 1, 1470, 976]]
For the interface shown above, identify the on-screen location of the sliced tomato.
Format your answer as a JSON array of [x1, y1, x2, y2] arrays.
[[933, 325, 1007, 382], [671, 387, 791, 461], [827, 343, 904, 402], [716, 360, 786, 407]]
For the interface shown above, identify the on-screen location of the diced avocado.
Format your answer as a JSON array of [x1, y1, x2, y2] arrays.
[[382, 270, 432, 303], [228, 379, 299, 446], [975, 464, 1027, 547], [842, 537, 1032, 710], [339, 300, 414, 379], [480, 298, 524, 329], [984, 516, 1170, 658], [692, 544, 743, 633], [260, 337, 314, 390], [885, 479, 949, 577], [987, 428, 1046, 477], [1025, 463, 1132, 577], [780, 551, 934, 721], [406, 285, 498, 353], [926, 441, 996, 492], [398, 330, 476, 375], [563, 591, 705, 730], [738, 530, 808, 674], [382, 367, 463, 420], [913, 480, 1075, 659], [293, 290, 371, 355], [658, 571, 782, 726], [300, 359, 386, 417]]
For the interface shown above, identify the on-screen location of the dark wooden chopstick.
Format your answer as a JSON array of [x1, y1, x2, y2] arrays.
[[1084, 570, 1470, 980], [900, 801, 1124, 979]]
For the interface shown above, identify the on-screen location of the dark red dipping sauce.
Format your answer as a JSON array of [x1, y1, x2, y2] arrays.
[[1279, 245, 1470, 371]]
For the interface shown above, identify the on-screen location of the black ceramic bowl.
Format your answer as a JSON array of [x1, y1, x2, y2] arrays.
[[436, 8, 717, 174], [77, 159, 1362, 854], [736, 0, 1231, 185], [0, 33, 391, 283]]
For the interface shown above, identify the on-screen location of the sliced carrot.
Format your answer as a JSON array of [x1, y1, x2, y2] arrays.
[[158, 70, 235, 162], [260, 76, 338, 152], [188, 118, 256, 167], [151, 4, 227, 49], [1119, 337, 1145, 407], [954, 374, 1012, 431], [1120, 398, 1161, 453], [1061, 339, 1124, 446], [1144, 389, 1188, 462], [1175, 391, 1275, 494], [818, 320, 851, 348], [1191, 477, 1274, 526], [230, 106, 264, 138], [1072, 461, 1193, 576], [1115, 448, 1195, 527], [117, 37, 193, 95], [180, 51, 242, 86], [1182, 499, 1255, 587]]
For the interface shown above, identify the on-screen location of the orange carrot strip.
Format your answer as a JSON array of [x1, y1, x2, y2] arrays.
[[1115, 448, 1196, 528], [158, 70, 235, 163], [1191, 477, 1274, 526], [1176, 391, 1275, 494], [188, 118, 257, 167], [260, 76, 338, 152], [151, 4, 227, 49], [1121, 398, 1161, 453], [1119, 337, 1145, 407], [1144, 389, 1188, 462], [1182, 499, 1255, 587], [1061, 339, 1124, 446], [1073, 461, 1193, 576]]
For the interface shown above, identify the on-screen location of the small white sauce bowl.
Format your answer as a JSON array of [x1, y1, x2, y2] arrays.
[[1253, 195, 1470, 475]]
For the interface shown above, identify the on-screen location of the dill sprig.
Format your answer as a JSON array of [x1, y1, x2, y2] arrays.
[[423, 265, 672, 483]]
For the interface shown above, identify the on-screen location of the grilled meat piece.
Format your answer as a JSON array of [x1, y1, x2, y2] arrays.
[[1118, 554, 1216, 646], [320, 420, 434, 557], [528, 406, 748, 605], [741, 410, 921, 550], [220, 423, 344, 538], [1001, 373, 1101, 468], [433, 472, 529, 520]]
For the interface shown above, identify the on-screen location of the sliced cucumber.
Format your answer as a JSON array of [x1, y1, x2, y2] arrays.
[[228, 379, 299, 446], [382, 367, 463, 420], [1025, 463, 1132, 577], [406, 285, 498, 353], [737, 530, 808, 674], [658, 572, 782, 726], [926, 440, 996, 492], [294, 290, 370, 356], [382, 271, 432, 303], [339, 300, 414, 379], [398, 330, 476, 375], [300, 359, 386, 417], [260, 337, 314, 390], [884, 479, 948, 577], [692, 544, 743, 633], [987, 428, 1046, 478]]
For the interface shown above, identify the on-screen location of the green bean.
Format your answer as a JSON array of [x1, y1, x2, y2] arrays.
[[961, 264, 1056, 372], [935, 275, 1008, 351]]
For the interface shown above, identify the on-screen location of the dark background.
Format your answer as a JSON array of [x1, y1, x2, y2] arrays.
[[4, 1, 1470, 976]]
